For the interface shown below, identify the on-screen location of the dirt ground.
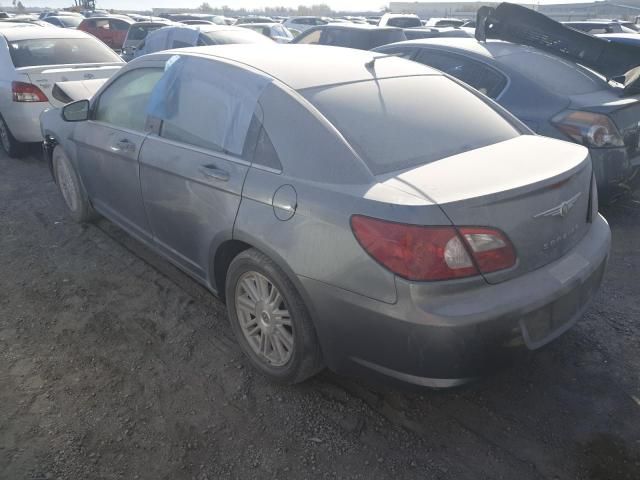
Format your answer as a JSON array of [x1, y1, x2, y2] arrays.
[[1, 147, 639, 480]]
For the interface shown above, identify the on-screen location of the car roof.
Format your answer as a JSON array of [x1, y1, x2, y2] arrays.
[[0, 25, 93, 40], [388, 37, 538, 58], [168, 44, 440, 90]]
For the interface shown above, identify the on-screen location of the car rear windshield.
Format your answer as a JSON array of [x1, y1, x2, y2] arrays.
[[323, 28, 405, 49], [387, 17, 422, 28], [500, 51, 608, 95], [8, 37, 122, 67], [302, 75, 520, 175], [200, 29, 272, 45]]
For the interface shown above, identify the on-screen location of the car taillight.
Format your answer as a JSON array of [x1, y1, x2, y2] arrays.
[[350, 215, 516, 281], [458, 227, 516, 273], [12, 81, 48, 103], [552, 110, 624, 148]]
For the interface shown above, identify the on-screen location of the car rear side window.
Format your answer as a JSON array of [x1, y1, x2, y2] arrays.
[[303, 75, 520, 175], [8, 38, 122, 68], [253, 126, 282, 170], [415, 50, 507, 99], [149, 56, 272, 156]]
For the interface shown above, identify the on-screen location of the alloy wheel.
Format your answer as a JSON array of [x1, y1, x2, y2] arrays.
[[56, 156, 79, 212], [235, 271, 294, 367]]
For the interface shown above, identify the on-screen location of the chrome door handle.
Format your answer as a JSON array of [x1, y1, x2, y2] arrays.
[[111, 138, 136, 153], [199, 165, 229, 182]]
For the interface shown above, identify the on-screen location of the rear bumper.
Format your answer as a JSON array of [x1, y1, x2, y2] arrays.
[[2, 102, 48, 143], [302, 214, 611, 387]]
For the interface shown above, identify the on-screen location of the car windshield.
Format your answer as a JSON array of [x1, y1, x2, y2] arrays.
[[303, 75, 519, 175], [8, 37, 123, 68], [55, 16, 82, 27], [200, 29, 272, 45], [500, 51, 608, 95], [387, 17, 422, 28]]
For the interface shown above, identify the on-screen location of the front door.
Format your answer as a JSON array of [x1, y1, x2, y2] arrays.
[[73, 66, 164, 242]]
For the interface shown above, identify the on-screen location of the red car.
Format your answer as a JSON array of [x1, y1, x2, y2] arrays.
[[77, 16, 134, 51]]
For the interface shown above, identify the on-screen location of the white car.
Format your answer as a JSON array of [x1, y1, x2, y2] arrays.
[[378, 13, 423, 28], [282, 16, 329, 34], [0, 26, 124, 157]]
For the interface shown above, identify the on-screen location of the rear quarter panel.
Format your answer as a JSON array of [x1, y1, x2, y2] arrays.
[[235, 82, 452, 305]]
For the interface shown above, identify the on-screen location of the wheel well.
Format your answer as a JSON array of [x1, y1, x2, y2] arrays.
[[44, 136, 58, 178], [213, 240, 252, 302]]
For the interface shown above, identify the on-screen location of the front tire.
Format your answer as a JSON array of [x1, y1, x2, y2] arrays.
[[0, 113, 24, 158], [226, 249, 323, 384], [52, 145, 97, 223]]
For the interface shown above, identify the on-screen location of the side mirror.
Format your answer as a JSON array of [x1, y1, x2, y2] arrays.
[[62, 99, 89, 122]]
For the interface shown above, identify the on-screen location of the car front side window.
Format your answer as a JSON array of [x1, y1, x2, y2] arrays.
[[94, 67, 163, 131]]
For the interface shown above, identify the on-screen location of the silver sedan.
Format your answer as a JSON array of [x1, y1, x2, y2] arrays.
[[40, 45, 610, 387]]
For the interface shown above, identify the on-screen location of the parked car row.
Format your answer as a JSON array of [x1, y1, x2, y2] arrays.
[[2, 2, 638, 388]]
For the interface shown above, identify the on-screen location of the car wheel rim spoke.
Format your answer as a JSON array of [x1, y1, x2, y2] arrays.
[[235, 271, 293, 367]]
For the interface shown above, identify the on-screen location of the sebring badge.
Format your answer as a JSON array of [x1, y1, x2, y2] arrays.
[[534, 192, 581, 219]]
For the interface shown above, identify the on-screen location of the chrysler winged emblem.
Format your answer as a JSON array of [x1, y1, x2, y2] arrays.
[[534, 193, 582, 219]]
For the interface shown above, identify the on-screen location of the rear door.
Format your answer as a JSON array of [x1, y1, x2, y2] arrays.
[[138, 56, 268, 281], [72, 65, 163, 242]]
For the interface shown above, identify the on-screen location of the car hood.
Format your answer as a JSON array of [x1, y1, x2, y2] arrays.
[[475, 2, 640, 95]]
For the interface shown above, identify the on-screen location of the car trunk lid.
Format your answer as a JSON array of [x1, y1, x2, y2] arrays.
[[476, 2, 640, 95], [380, 135, 593, 284], [19, 63, 122, 107]]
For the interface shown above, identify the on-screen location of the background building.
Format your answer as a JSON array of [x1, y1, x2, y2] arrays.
[[388, 1, 640, 20]]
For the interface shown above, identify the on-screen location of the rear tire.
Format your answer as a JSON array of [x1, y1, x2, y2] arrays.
[[0, 113, 24, 158], [225, 248, 324, 384], [52, 145, 98, 223]]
